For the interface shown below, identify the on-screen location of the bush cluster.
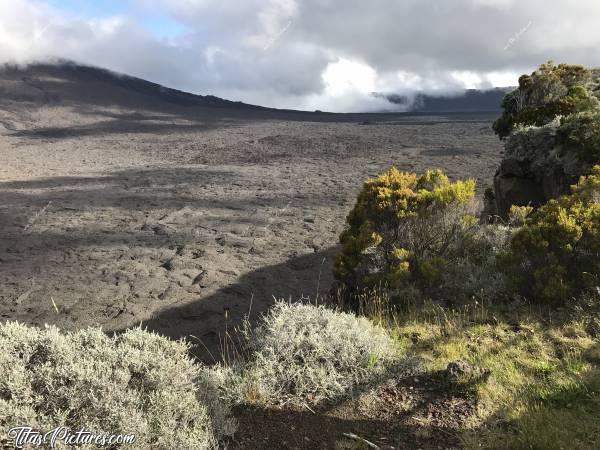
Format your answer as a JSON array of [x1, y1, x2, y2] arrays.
[[499, 166, 600, 303], [333, 167, 477, 301], [335, 163, 599, 308], [216, 302, 398, 407], [493, 62, 598, 139], [0, 323, 236, 450]]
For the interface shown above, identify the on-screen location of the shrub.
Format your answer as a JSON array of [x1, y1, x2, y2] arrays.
[[217, 302, 398, 407], [0, 323, 236, 449], [438, 224, 512, 304], [493, 62, 597, 139], [334, 167, 477, 301], [508, 205, 534, 227], [500, 166, 600, 303], [558, 110, 600, 165]]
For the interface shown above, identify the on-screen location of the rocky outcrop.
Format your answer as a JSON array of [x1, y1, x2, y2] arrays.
[[492, 121, 581, 218]]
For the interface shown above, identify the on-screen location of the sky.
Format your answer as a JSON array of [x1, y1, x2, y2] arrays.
[[1, 0, 600, 112]]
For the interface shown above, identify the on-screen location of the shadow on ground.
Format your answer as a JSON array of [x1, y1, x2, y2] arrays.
[[227, 369, 472, 450], [0, 163, 344, 350], [124, 246, 338, 363]]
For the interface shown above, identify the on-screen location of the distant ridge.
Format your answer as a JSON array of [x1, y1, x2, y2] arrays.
[[373, 88, 513, 113]]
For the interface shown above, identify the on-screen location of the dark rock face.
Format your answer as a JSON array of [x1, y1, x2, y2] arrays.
[[493, 171, 547, 218], [492, 122, 579, 218], [481, 188, 497, 223]]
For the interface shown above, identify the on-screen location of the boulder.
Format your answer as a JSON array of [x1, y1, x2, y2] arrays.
[[493, 121, 580, 218]]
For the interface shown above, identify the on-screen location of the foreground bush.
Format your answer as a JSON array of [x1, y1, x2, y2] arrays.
[[217, 302, 398, 407], [500, 166, 600, 303], [334, 167, 477, 302], [0, 323, 236, 449]]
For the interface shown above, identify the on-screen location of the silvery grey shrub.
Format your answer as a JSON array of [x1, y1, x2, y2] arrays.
[[0, 323, 236, 449], [215, 301, 399, 407]]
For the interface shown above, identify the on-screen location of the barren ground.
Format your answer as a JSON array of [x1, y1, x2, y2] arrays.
[[0, 64, 508, 449], [0, 104, 502, 360]]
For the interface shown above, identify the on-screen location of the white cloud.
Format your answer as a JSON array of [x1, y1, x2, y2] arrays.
[[486, 71, 520, 87], [322, 59, 378, 96], [1, 0, 600, 111], [451, 71, 485, 90], [299, 58, 392, 112]]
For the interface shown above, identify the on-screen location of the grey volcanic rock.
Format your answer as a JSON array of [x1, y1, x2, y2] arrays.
[[493, 121, 580, 218]]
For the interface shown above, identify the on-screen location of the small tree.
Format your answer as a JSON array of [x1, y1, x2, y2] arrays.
[[334, 168, 477, 301]]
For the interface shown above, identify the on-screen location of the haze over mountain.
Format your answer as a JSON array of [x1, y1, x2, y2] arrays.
[[374, 88, 513, 113]]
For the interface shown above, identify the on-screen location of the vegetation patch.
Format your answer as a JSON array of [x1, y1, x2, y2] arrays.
[[493, 62, 598, 139], [334, 167, 482, 304], [499, 166, 600, 303], [324, 158, 600, 448], [215, 301, 400, 407], [387, 301, 600, 450], [558, 111, 600, 165], [0, 323, 236, 450]]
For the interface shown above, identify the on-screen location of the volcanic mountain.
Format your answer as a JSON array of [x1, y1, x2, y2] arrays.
[[0, 60, 280, 133], [0, 61, 510, 135]]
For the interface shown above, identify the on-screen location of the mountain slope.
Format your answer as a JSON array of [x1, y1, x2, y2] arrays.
[[0, 61, 265, 110], [0, 60, 278, 132], [0, 61, 508, 134]]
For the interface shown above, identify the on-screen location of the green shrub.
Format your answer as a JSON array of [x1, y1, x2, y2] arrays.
[[558, 111, 600, 165], [334, 167, 477, 301], [216, 302, 398, 407], [508, 205, 534, 227], [438, 224, 512, 304], [493, 62, 597, 139], [0, 323, 236, 449], [500, 166, 600, 303]]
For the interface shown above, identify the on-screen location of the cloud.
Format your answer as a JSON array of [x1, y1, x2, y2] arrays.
[[1, 0, 600, 111]]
